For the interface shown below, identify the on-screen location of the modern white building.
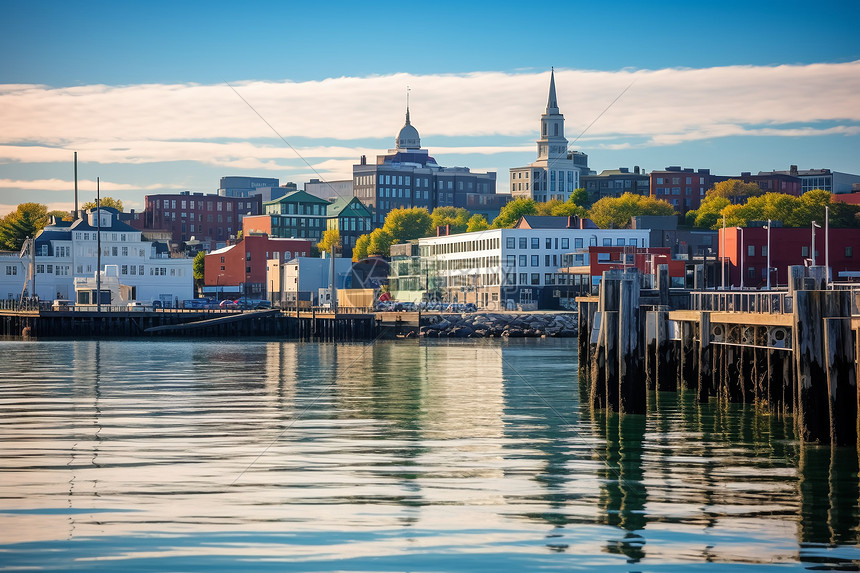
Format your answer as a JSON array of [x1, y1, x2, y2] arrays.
[[389, 226, 649, 310], [509, 69, 591, 203], [0, 251, 27, 301], [24, 208, 193, 306]]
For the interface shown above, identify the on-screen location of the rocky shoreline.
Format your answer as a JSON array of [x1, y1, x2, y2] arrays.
[[418, 312, 578, 338]]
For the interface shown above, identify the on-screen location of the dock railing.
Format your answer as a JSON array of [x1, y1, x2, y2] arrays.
[[690, 290, 793, 314]]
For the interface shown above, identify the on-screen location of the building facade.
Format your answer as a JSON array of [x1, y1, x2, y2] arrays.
[[203, 235, 312, 300], [582, 167, 649, 204], [325, 197, 372, 257], [241, 190, 332, 244], [25, 208, 192, 305], [389, 227, 649, 310], [352, 107, 503, 226], [131, 191, 263, 251], [758, 166, 860, 195], [719, 226, 860, 288], [510, 69, 591, 203], [305, 179, 354, 201]]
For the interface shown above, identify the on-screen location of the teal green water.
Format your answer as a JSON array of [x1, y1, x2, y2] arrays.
[[0, 338, 858, 571]]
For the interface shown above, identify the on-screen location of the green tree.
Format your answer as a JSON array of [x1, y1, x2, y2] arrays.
[[588, 193, 675, 229], [430, 207, 470, 235], [192, 251, 206, 295], [492, 198, 537, 228], [47, 210, 73, 222], [686, 195, 731, 229], [0, 203, 50, 251], [567, 187, 589, 207], [466, 213, 490, 232], [382, 207, 433, 243], [81, 196, 124, 212], [317, 229, 341, 254], [367, 228, 394, 256]]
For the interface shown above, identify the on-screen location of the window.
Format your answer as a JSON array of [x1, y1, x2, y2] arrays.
[[617, 238, 625, 246], [847, 246, 854, 257], [531, 238, 539, 249], [519, 255, 527, 267], [545, 255, 551, 266], [761, 246, 768, 257], [603, 238, 612, 246], [519, 238, 527, 249], [748, 245, 755, 257], [531, 273, 540, 285], [507, 255, 516, 267], [801, 246, 809, 257], [519, 273, 527, 285], [531, 255, 539, 266]]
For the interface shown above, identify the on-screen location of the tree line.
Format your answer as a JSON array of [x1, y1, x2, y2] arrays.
[[0, 198, 123, 251]]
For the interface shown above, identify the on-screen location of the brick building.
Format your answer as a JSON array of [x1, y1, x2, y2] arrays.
[[203, 235, 311, 300]]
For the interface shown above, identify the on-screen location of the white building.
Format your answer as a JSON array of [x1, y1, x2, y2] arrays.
[[0, 251, 27, 301], [390, 226, 649, 310], [26, 208, 192, 306], [509, 69, 591, 203]]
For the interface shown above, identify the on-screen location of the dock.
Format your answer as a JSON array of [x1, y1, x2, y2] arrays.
[[577, 265, 860, 446]]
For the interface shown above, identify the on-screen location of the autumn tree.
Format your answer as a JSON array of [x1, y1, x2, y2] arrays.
[[430, 207, 470, 235], [588, 193, 675, 229], [708, 180, 764, 203], [317, 229, 341, 254], [0, 203, 51, 251], [382, 207, 433, 243], [567, 187, 589, 207], [492, 198, 537, 228], [353, 234, 370, 261], [466, 214, 490, 232], [366, 228, 394, 256], [81, 196, 124, 212]]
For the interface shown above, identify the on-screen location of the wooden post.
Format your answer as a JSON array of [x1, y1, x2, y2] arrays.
[[601, 271, 622, 411], [619, 270, 644, 414], [680, 321, 696, 390], [793, 290, 829, 443], [655, 308, 675, 391], [697, 312, 711, 403], [590, 311, 606, 410], [657, 264, 670, 307], [823, 291, 856, 447], [644, 311, 656, 391]]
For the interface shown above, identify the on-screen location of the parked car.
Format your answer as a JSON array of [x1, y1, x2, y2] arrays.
[[127, 301, 145, 311]]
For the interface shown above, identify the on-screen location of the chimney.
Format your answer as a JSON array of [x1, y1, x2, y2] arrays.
[[360, 155, 367, 165], [790, 164, 798, 175], [634, 165, 640, 174]]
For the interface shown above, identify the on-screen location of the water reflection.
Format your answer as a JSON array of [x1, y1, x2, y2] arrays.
[[1, 339, 859, 570]]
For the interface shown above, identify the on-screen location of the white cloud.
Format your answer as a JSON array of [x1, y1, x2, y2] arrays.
[[0, 62, 858, 205]]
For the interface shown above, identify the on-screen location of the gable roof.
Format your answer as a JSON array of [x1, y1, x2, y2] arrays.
[[265, 189, 331, 206], [327, 197, 371, 218]]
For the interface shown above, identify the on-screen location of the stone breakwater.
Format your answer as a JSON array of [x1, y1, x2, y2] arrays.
[[419, 312, 578, 338]]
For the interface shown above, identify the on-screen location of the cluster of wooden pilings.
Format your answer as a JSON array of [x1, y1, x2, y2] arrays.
[[577, 265, 860, 446]]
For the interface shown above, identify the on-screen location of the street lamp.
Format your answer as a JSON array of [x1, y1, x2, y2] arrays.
[[811, 220, 821, 266], [738, 227, 744, 290], [764, 219, 771, 290]]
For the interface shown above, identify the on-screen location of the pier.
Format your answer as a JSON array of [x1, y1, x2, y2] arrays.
[[577, 265, 860, 446], [0, 306, 376, 341]]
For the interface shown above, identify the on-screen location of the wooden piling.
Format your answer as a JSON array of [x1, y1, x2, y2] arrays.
[[619, 271, 644, 414], [697, 313, 711, 403]]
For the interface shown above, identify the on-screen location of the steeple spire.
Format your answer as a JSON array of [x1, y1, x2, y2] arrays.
[[405, 85, 411, 124], [546, 67, 559, 114]]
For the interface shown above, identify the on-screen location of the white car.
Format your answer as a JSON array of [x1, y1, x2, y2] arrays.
[[127, 301, 145, 311]]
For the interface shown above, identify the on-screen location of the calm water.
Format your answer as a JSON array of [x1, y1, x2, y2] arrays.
[[1, 338, 859, 571]]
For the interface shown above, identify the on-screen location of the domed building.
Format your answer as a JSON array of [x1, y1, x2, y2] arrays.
[[353, 103, 506, 226]]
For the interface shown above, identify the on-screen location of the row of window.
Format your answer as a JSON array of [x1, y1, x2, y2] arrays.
[[655, 176, 706, 185], [161, 199, 246, 211], [160, 212, 232, 223], [73, 232, 135, 241], [267, 203, 325, 216]]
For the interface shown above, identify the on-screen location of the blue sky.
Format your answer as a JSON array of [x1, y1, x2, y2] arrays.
[[1, 0, 859, 216]]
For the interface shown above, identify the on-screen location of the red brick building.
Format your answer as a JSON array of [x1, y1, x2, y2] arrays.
[[719, 226, 860, 288], [203, 235, 312, 300], [129, 192, 263, 251]]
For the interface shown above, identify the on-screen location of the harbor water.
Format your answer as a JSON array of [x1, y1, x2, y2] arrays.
[[0, 338, 858, 571]]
